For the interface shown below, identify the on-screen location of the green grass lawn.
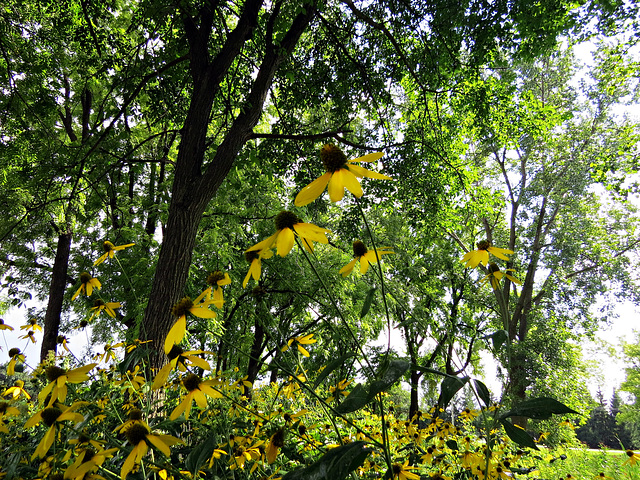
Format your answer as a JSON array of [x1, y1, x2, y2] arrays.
[[532, 448, 639, 479]]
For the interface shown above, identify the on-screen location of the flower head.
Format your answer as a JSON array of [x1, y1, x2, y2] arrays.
[[71, 273, 102, 300], [3, 379, 31, 400], [392, 460, 420, 480], [246, 211, 331, 258], [340, 240, 394, 276], [282, 333, 316, 357], [461, 240, 513, 269], [120, 420, 182, 479], [0, 319, 13, 331], [20, 330, 37, 343], [242, 248, 273, 288], [24, 402, 87, 459], [7, 347, 25, 375], [625, 450, 640, 465], [164, 291, 217, 354], [295, 144, 392, 206], [480, 263, 522, 290], [204, 271, 232, 308], [169, 373, 223, 420], [38, 363, 97, 406], [89, 299, 121, 321], [20, 317, 42, 332], [93, 241, 135, 266], [265, 428, 285, 464], [152, 346, 212, 389]]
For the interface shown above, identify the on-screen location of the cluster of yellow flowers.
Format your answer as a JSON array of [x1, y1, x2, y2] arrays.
[[243, 144, 394, 287]]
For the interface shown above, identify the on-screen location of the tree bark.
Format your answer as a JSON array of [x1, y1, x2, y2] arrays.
[[41, 231, 73, 361], [141, 2, 317, 368]]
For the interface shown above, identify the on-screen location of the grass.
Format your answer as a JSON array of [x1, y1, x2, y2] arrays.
[[532, 447, 640, 480]]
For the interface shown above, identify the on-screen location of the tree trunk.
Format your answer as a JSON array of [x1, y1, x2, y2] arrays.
[[409, 369, 422, 420], [41, 230, 73, 361], [140, 2, 316, 369]]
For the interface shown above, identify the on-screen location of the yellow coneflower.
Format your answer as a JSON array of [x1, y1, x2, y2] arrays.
[[295, 144, 391, 206], [246, 211, 331, 258], [339, 240, 393, 276], [93, 240, 135, 266]]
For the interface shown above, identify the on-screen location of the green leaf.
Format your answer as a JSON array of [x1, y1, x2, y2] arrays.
[[313, 353, 356, 389], [490, 330, 508, 351], [499, 419, 539, 450], [369, 359, 410, 396], [473, 379, 492, 407], [438, 376, 468, 409], [281, 442, 371, 480], [335, 383, 369, 414], [185, 434, 218, 474], [500, 397, 579, 421], [336, 360, 410, 414], [360, 287, 376, 318]]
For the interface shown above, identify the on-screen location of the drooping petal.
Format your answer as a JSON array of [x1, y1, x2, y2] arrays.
[[32, 425, 56, 459], [327, 169, 348, 202], [348, 163, 393, 180], [246, 233, 278, 253], [188, 356, 211, 371], [243, 259, 261, 288], [72, 285, 84, 301], [152, 363, 173, 389], [339, 259, 358, 277], [146, 434, 175, 457], [190, 306, 217, 319], [488, 246, 514, 261], [461, 250, 489, 268], [294, 172, 332, 207], [294, 223, 331, 244], [360, 256, 371, 274], [193, 289, 210, 305], [67, 363, 97, 383], [93, 253, 109, 267], [164, 316, 186, 354], [349, 152, 384, 163], [170, 394, 192, 420], [212, 287, 224, 309], [276, 228, 295, 257], [218, 273, 231, 286], [335, 168, 364, 199], [57, 376, 68, 402], [37, 380, 55, 404], [24, 411, 43, 429], [193, 389, 208, 409]]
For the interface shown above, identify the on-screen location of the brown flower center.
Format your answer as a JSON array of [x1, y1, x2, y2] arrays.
[[271, 428, 285, 448], [183, 373, 201, 392], [171, 297, 194, 318], [352, 240, 368, 257], [79, 272, 93, 283], [41, 406, 63, 426], [128, 408, 143, 421], [8, 348, 21, 357], [245, 250, 260, 262], [102, 241, 115, 252], [274, 211, 300, 231], [125, 423, 150, 445], [320, 144, 348, 173], [476, 240, 490, 251], [46, 366, 66, 382], [207, 271, 225, 286]]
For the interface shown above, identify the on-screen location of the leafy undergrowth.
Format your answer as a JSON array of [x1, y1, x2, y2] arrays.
[[0, 344, 637, 480]]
